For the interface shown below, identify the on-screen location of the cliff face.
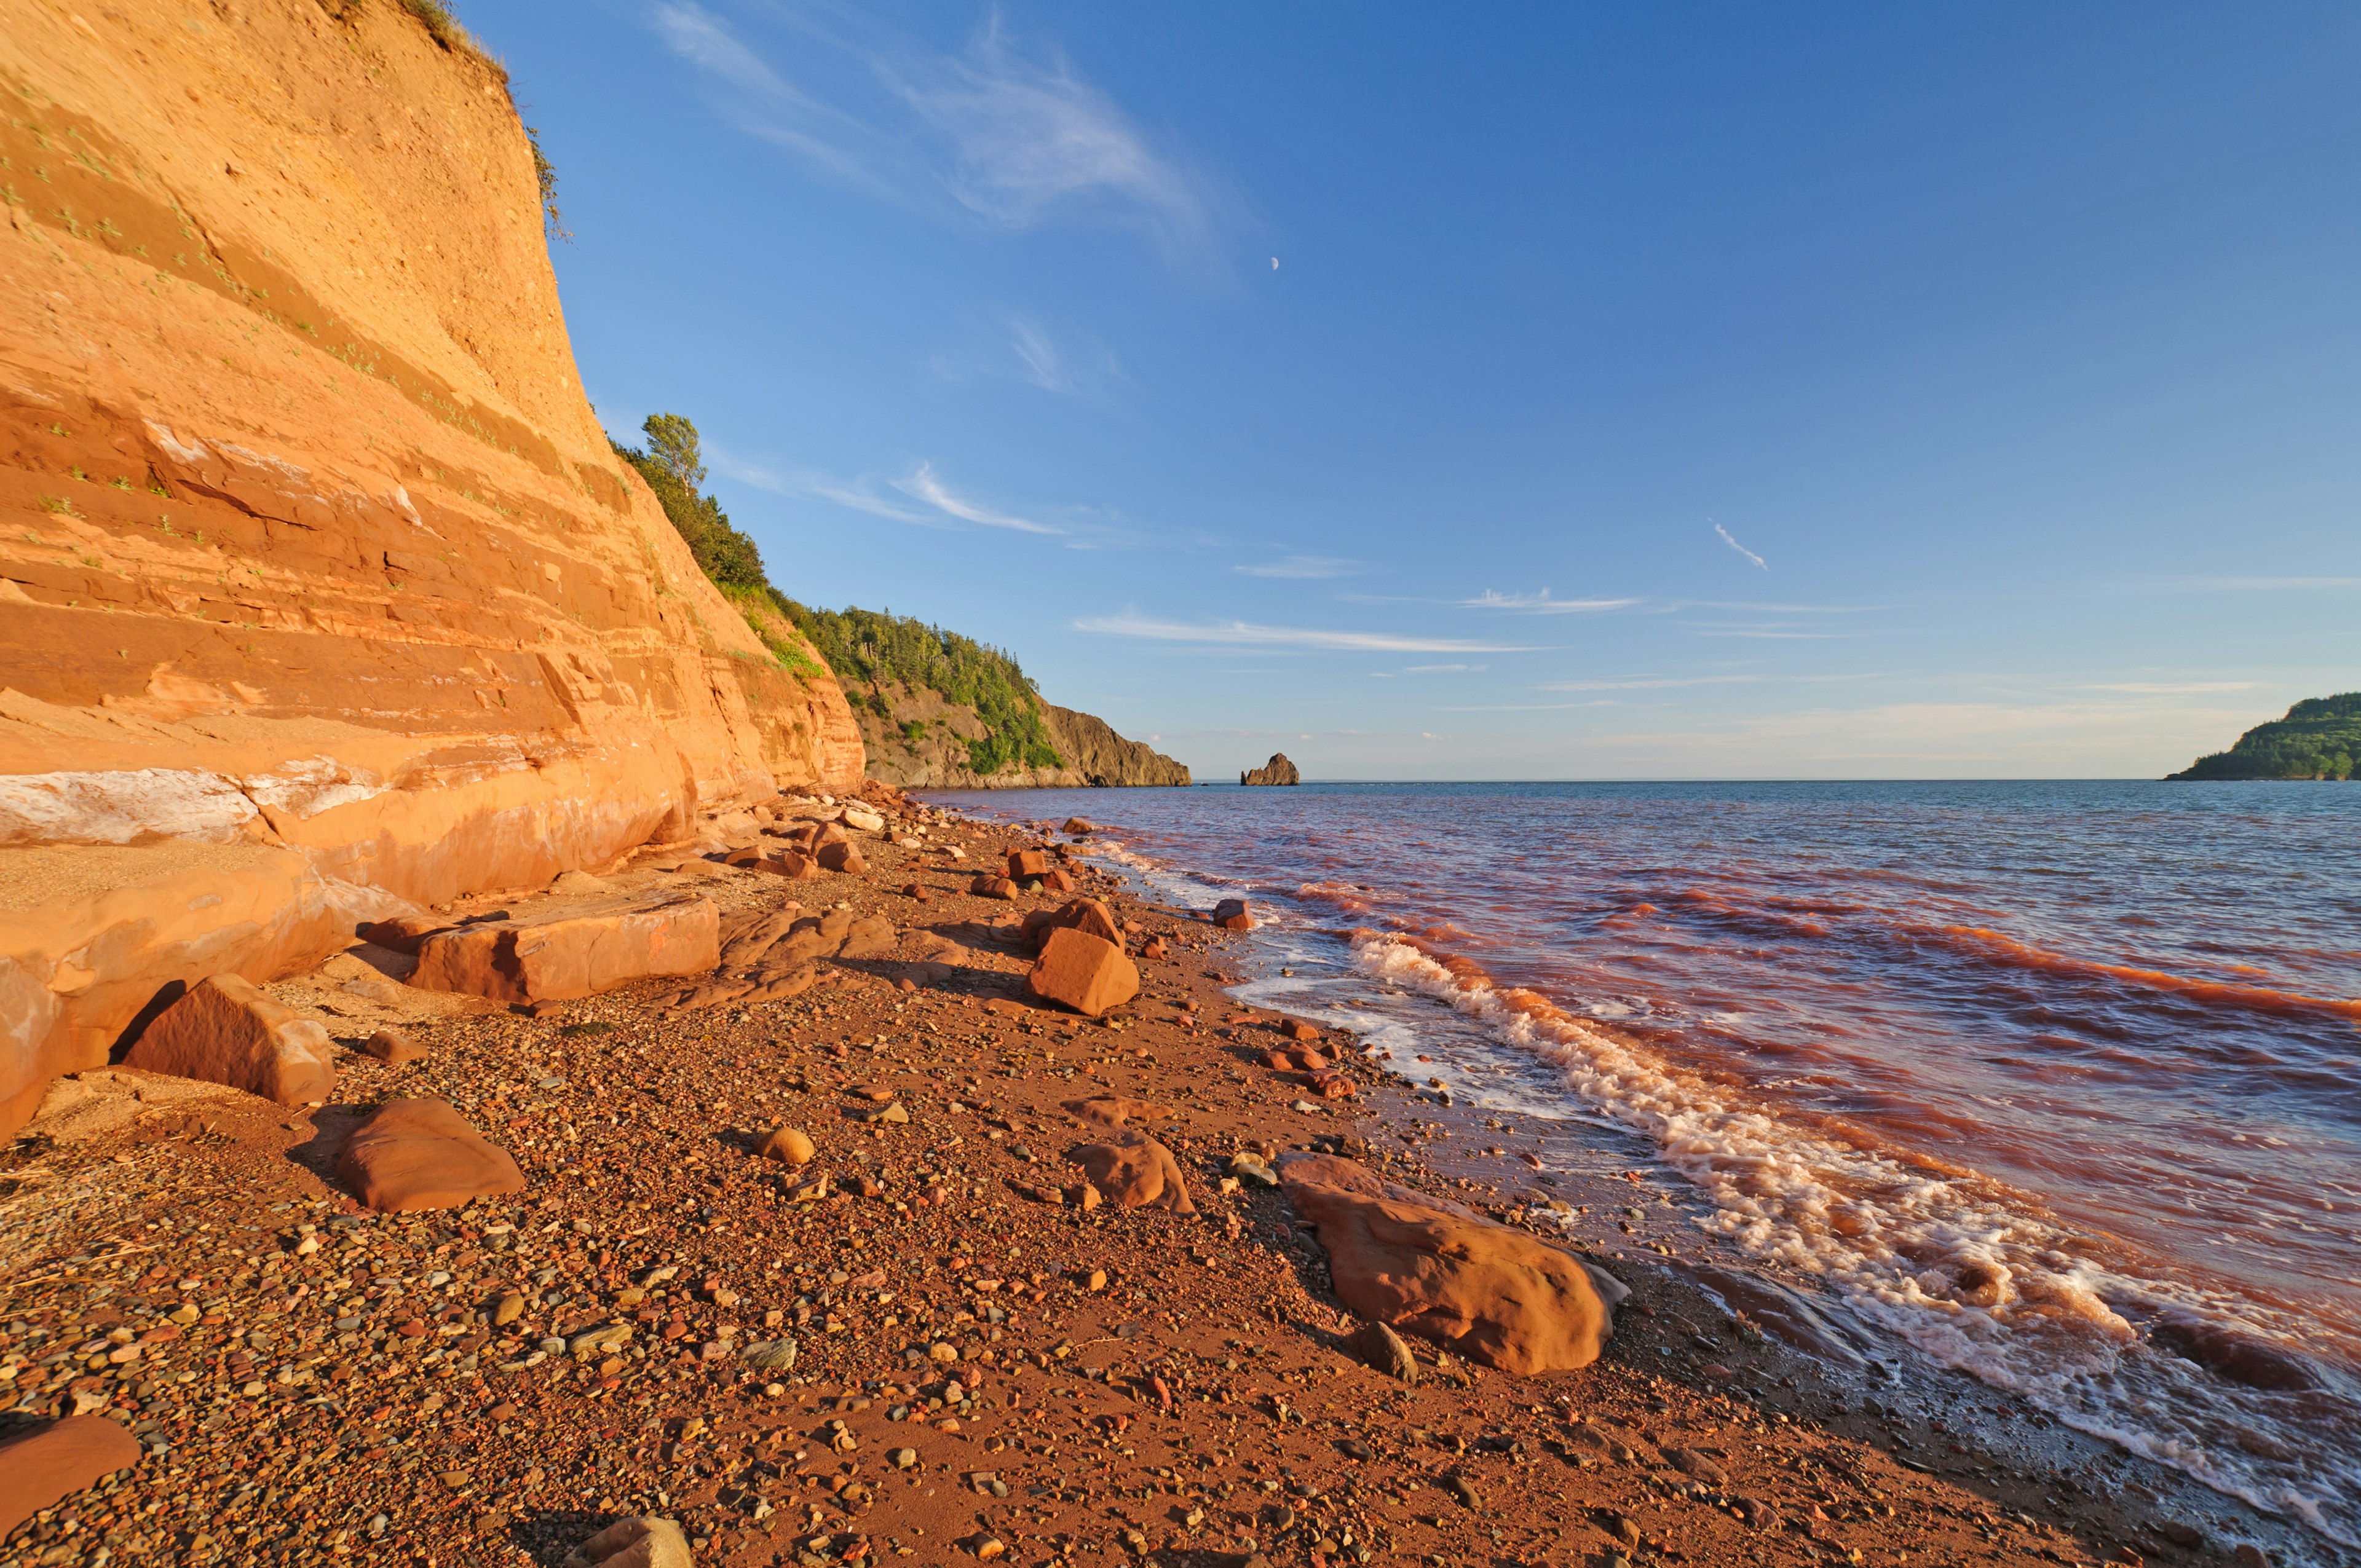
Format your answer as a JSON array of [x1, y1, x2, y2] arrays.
[[1041, 706, 1192, 787], [0, 0, 863, 1132], [854, 685, 1188, 790]]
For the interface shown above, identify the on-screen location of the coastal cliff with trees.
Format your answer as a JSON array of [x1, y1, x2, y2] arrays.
[[615, 416, 1188, 791], [2168, 693, 2361, 780]]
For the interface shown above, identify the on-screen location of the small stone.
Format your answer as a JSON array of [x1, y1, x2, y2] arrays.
[[494, 1294, 525, 1326], [758, 1127, 817, 1166], [930, 1342, 961, 1363], [362, 1029, 424, 1065], [889, 1448, 919, 1470], [1345, 1320, 1419, 1385]]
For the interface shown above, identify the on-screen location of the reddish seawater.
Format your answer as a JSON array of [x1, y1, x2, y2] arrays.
[[932, 780, 2361, 1545]]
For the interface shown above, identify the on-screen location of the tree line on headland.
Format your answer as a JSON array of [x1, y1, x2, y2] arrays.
[[611, 413, 1066, 779], [2169, 692, 2361, 779]]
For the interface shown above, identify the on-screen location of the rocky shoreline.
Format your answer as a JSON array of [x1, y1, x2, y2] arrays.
[[0, 794, 2320, 1568]]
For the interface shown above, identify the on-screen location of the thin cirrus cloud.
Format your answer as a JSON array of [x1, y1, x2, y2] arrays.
[[1002, 314, 1126, 397], [1714, 522, 1769, 570], [2082, 681, 2260, 693], [1074, 613, 1535, 653], [1462, 589, 1642, 615], [892, 462, 1059, 534], [645, 2, 1229, 267], [1235, 555, 1365, 580], [712, 446, 1069, 537]]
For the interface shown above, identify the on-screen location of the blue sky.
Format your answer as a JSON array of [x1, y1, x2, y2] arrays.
[[470, 1, 2360, 779]]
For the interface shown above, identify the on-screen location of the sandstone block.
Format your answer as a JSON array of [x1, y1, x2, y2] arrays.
[[1284, 1163, 1613, 1374], [816, 840, 866, 875], [1006, 849, 1050, 880], [124, 974, 336, 1106], [0, 1416, 143, 1539], [1070, 1130, 1195, 1214], [337, 1097, 526, 1213], [1062, 817, 1097, 835], [1026, 928, 1139, 1018], [1212, 899, 1254, 931], [1040, 868, 1077, 894], [971, 875, 1018, 901], [409, 896, 719, 1004], [1140, 936, 1170, 960]]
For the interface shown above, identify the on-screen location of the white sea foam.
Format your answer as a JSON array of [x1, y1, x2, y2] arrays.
[[1346, 930, 2361, 1547]]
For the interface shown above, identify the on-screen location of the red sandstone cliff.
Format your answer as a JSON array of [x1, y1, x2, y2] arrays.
[[0, 1, 864, 1132]]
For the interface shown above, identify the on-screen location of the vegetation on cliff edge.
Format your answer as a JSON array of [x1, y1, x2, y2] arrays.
[[610, 414, 817, 675], [2169, 692, 2361, 780], [780, 604, 1066, 778]]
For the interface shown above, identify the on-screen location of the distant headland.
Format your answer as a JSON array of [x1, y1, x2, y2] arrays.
[[2168, 692, 2360, 780]]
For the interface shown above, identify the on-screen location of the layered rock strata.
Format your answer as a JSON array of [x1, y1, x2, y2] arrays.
[[0, 0, 863, 1133]]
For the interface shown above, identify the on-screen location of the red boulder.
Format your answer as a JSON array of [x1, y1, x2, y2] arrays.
[[338, 1097, 527, 1212], [124, 974, 336, 1106], [1026, 928, 1140, 1018], [1212, 899, 1254, 931]]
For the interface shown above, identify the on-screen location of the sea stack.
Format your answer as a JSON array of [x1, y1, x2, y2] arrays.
[[1241, 752, 1302, 786]]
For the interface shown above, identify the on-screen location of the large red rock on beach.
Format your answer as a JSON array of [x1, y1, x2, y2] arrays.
[[815, 840, 866, 875], [1212, 899, 1254, 931], [1027, 928, 1139, 1018], [1021, 897, 1123, 951], [123, 974, 337, 1106], [971, 875, 1018, 901], [0, 1416, 143, 1538], [1280, 1154, 1613, 1374], [1070, 1130, 1195, 1213], [409, 897, 718, 1004], [338, 1097, 526, 1211], [1007, 849, 1050, 880]]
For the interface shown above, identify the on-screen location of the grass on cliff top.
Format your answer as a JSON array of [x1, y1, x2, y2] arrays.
[[2170, 691, 2361, 780]]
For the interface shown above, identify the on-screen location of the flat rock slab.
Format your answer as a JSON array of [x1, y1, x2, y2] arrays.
[[337, 1097, 526, 1212], [409, 896, 719, 1004], [122, 972, 336, 1106], [0, 1416, 142, 1538]]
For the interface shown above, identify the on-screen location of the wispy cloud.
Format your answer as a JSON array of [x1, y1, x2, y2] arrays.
[[1462, 589, 1641, 615], [648, 3, 1228, 267], [2082, 681, 2260, 693], [1074, 613, 1535, 653], [1001, 313, 1125, 396], [1402, 663, 1486, 673], [1235, 555, 1364, 580], [1714, 522, 1768, 570], [1536, 675, 1763, 691], [2163, 577, 2361, 591], [890, 462, 1061, 534]]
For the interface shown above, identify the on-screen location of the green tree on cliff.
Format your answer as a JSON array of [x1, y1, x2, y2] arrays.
[[612, 413, 770, 594]]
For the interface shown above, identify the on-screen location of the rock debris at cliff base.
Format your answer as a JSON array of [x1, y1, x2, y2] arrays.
[[0, 810, 2281, 1568]]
